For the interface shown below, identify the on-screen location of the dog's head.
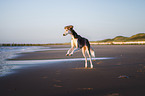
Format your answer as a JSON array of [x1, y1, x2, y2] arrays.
[[63, 25, 73, 36]]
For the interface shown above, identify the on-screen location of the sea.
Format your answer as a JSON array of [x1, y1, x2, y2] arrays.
[[0, 46, 50, 77], [0, 46, 113, 77]]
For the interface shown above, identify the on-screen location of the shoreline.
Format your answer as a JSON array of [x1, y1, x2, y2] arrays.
[[1, 45, 145, 96], [1, 41, 145, 47]]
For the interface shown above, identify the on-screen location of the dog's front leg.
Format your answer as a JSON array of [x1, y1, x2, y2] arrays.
[[66, 47, 74, 56], [69, 47, 80, 56], [66, 39, 75, 56]]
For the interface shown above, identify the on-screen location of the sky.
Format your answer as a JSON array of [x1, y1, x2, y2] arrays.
[[0, 0, 145, 44]]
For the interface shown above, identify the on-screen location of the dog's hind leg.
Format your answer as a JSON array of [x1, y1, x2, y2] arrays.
[[82, 46, 87, 68], [86, 47, 93, 68]]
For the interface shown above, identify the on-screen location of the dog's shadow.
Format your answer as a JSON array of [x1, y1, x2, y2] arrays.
[[72, 67, 95, 70]]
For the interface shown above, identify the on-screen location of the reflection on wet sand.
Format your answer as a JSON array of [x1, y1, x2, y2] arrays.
[[7, 57, 114, 65], [0, 57, 113, 76]]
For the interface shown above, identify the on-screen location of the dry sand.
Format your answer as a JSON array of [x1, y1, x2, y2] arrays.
[[0, 45, 145, 96]]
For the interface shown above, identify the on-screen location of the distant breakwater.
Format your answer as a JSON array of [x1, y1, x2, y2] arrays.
[[0, 43, 70, 46]]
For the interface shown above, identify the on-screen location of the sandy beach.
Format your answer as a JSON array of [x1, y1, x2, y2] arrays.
[[0, 45, 145, 96]]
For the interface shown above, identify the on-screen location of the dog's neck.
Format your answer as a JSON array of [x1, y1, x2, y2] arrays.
[[70, 29, 79, 39]]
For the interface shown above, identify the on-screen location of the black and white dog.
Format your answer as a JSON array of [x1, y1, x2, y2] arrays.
[[63, 25, 95, 68]]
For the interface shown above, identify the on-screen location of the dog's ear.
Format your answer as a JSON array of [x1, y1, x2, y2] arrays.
[[69, 25, 73, 30], [64, 25, 74, 30], [64, 26, 69, 29]]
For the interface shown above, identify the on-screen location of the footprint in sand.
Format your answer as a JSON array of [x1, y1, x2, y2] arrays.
[[53, 84, 63, 88], [41, 76, 48, 79], [53, 70, 63, 88], [105, 93, 120, 96], [55, 70, 61, 75], [137, 64, 145, 73], [53, 79, 63, 88], [96, 61, 103, 64], [53, 79, 62, 83], [77, 88, 93, 90]]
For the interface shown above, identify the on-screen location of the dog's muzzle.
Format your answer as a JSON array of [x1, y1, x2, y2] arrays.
[[63, 34, 66, 36]]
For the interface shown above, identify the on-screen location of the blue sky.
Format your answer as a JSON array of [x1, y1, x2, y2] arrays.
[[0, 0, 145, 43]]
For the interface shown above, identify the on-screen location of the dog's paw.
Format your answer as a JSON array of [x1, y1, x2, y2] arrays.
[[90, 65, 93, 68], [66, 54, 69, 56], [69, 54, 72, 56]]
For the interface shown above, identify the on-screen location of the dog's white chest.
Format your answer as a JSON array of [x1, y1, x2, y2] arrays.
[[72, 38, 78, 47]]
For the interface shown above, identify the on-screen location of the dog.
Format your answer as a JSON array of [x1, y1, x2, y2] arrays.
[[63, 25, 95, 68]]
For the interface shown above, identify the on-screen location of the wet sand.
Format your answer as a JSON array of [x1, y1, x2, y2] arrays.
[[1, 45, 145, 96]]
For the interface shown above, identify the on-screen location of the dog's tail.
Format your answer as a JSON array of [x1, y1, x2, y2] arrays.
[[86, 39, 95, 58], [90, 46, 95, 57]]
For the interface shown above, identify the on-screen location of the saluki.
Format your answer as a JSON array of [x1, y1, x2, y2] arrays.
[[63, 25, 95, 68]]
